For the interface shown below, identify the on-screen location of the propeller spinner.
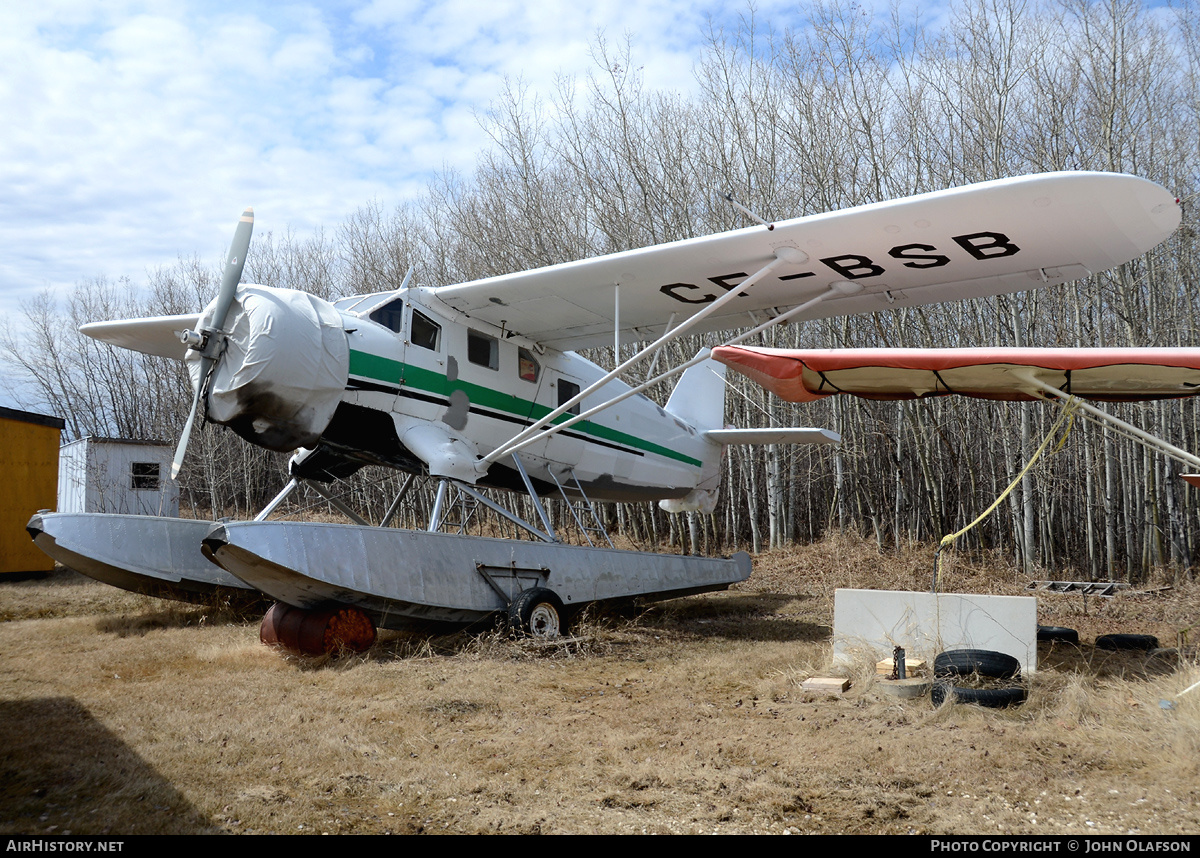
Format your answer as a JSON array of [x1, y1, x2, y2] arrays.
[[171, 208, 254, 479]]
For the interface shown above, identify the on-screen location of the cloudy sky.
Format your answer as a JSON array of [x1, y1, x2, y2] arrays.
[[0, 0, 822, 322]]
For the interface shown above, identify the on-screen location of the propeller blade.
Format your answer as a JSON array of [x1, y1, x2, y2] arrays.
[[171, 357, 211, 480], [171, 208, 254, 480], [211, 207, 254, 332]]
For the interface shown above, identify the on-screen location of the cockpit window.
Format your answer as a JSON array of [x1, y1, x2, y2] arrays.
[[369, 299, 405, 334], [411, 310, 440, 351]]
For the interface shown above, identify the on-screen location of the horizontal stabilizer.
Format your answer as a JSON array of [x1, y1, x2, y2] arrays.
[[705, 427, 841, 445], [80, 313, 202, 360]]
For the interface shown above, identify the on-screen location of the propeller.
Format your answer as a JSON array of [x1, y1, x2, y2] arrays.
[[171, 208, 254, 480]]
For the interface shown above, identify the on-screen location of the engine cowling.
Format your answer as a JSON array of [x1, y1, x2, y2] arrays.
[[187, 284, 349, 452]]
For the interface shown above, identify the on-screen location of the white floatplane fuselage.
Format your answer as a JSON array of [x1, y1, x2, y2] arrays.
[[312, 285, 724, 504]]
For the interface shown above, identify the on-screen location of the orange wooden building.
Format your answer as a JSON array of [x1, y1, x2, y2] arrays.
[[0, 407, 65, 575]]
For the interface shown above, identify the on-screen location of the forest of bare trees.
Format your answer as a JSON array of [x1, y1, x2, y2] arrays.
[[4, 0, 1199, 580]]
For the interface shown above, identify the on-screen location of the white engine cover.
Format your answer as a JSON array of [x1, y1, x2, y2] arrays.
[[189, 285, 349, 452]]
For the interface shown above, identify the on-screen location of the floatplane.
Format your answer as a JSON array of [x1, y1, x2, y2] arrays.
[[27, 171, 1184, 651]]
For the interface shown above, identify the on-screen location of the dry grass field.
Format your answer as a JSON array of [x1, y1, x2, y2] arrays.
[[1, 533, 1198, 835]]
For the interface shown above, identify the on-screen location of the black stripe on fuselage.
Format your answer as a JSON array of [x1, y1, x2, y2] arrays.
[[345, 378, 646, 458]]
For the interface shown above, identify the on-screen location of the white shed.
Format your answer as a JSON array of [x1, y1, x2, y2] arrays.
[[57, 437, 180, 517]]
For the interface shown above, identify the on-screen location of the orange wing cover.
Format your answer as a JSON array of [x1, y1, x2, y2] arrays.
[[711, 347, 1200, 403]]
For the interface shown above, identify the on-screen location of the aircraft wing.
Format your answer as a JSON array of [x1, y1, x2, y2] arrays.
[[711, 346, 1200, 403], [431, 172, 1179, 351], [79, 314, 202, 360]]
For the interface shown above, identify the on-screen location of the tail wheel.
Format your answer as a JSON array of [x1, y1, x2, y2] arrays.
[[509, 587, 567, 639], [260, 602, 377, 655]]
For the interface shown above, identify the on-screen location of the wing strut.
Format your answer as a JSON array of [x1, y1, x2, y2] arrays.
[[1021, 373, 1200, 471], [484, 250, 861, 465]]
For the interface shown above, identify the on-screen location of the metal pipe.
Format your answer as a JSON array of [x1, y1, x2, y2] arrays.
[[307, 480, 371, 527], [428, 480, 448, 532], [455, 480, 556, 544], [380, 473, 416, 528]]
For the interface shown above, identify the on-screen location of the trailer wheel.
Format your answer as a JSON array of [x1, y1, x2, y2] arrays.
[[509, 588, 566, 639]]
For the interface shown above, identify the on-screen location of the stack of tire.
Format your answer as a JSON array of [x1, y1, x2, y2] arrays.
[[1038, 626, 1163, 653], [931, 649, 1027, 708]]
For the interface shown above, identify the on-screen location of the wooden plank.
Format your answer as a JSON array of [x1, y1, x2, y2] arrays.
[[802, 677, 851, 693]]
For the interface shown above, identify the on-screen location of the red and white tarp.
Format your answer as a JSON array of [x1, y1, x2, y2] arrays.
[[711, 346, 1200, 403]]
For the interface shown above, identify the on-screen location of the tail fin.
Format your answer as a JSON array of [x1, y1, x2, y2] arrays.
[[664, 348, 725, 432], [660, 350, 725, 514]]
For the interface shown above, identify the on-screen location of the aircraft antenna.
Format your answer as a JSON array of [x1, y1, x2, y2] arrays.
[[722, 193, 774, 230]]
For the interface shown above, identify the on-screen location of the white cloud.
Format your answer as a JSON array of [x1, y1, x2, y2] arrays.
[[0, 0, 811, 329]]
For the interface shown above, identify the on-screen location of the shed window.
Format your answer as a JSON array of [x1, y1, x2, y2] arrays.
[[131, 462, 161, 491]]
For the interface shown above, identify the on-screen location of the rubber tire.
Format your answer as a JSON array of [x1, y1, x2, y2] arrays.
[[934, 649, 1021, 680], [932, 680, 1028, 708], [1095, 633, 1159, 651], [1037, 625, 1080, 644], [508, 587, 567, 639]]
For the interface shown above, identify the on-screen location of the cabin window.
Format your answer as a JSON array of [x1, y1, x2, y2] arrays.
[[131, 462, 161, 491], [468, 331, 498, 370], [411, 310, 441, 351], [558, 379, 581, 415], [369, 299, 405, 334], [518, 348, 539, 382]]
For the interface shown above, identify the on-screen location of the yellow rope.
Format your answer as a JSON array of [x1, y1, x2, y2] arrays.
[[933, 397, 1081, 591]]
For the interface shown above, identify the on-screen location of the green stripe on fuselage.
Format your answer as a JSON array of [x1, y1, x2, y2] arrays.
[[347, 349, 702, 467]]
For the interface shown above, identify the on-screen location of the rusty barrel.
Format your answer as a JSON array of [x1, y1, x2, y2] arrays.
[[260, 602, 377, 655]]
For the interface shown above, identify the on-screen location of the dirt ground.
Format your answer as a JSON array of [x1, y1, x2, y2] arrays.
[[1, 534, 1197, 835]]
